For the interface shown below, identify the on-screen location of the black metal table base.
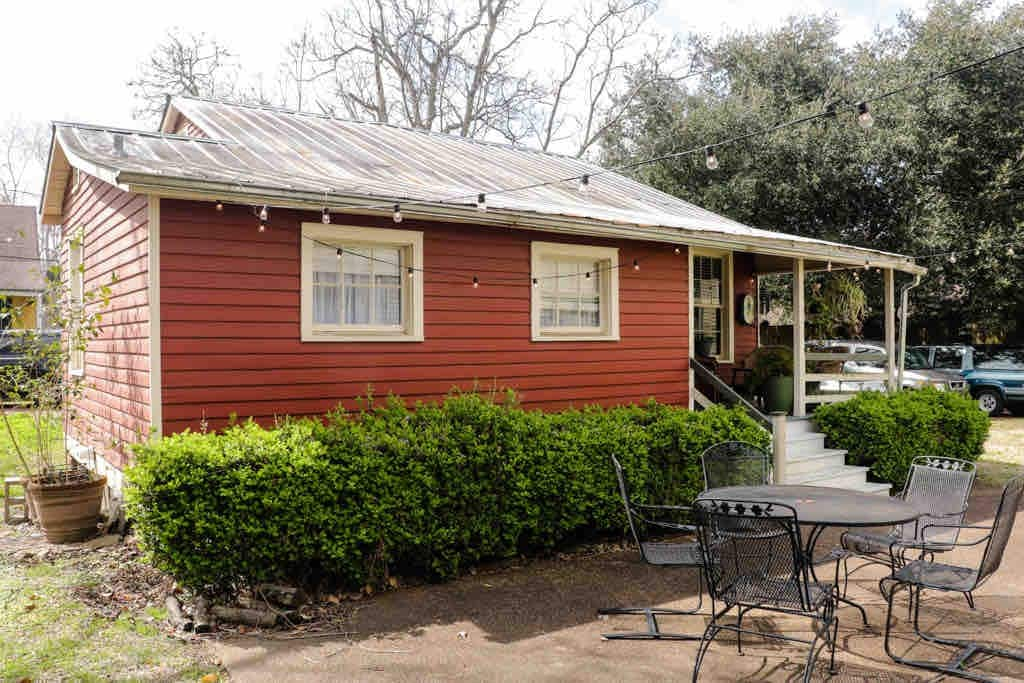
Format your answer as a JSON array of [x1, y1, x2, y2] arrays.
[[805, 524, 870, 626]]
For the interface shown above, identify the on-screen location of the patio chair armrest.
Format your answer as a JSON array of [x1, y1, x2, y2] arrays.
[[646, 519, 698, 533], [927, 506, 971, 520], [913, 522, 993, 547]]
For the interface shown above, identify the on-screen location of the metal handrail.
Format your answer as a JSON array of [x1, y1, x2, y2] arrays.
[[690, 358, 772, 432]]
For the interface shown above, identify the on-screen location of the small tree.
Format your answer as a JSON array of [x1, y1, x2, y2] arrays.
[[0, 240, 112, 482]]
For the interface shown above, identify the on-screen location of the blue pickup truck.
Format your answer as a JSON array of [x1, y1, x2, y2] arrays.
[[963, 348, 1024, 417]]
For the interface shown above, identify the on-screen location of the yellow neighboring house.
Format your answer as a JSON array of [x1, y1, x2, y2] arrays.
[[0, 204, 45, 330]]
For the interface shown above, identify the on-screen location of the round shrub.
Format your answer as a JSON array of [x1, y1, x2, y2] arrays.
[[814, 388, 990, 487]]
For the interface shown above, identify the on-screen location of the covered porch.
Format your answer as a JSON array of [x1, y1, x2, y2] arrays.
[[687, 245, 927, 491]]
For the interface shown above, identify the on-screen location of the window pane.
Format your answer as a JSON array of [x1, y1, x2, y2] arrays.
[[558, 301, 579, 327], [540, 295, 556, 327], [343, 249, 371, 285], [374, 286, 401, 325], [580, 298, 600, 327], [313, 245, 341, 325], [537, 256, 604, 330], [694, 255, 723, 306], [344, 286, 371, 324], [373, 247, 401, 283], [695, 306, 722, 356]]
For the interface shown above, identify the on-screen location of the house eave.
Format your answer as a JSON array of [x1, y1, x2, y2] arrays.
[[119, 174, 926, 276]]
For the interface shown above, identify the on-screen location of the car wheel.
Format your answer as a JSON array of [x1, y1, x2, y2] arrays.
[[976, 389, 1004, 417]]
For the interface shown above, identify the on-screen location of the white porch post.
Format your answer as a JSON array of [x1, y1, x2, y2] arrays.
[[792, 258, 806, 417], [884, 268, 897, 391]]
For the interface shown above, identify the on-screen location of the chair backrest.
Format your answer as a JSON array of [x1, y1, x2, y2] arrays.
[[899, 456, 977, 544], [700, 441, 772, 490], [610, 455, 644, 550], [694, 498, 813, 611], [976, 475, 1024, 586]]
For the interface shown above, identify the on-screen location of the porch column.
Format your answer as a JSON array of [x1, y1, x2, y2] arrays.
[[884, 268, 897, 391], [792, 258, 806, 417]]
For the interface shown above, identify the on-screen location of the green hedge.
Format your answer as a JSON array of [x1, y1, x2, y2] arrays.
[[125, 394, 767, 597], [814, 388, 989, 487]]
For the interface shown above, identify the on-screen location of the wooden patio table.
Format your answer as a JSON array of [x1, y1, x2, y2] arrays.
[[697, 484, 923, 625]]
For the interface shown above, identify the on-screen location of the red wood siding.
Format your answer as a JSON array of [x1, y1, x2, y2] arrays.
[[63, 174, 151, 468], [159, 200, 691, 433]]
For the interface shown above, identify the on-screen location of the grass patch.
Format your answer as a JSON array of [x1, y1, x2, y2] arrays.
[[978, 417, 1024, 487], [0, 557, 220, 682]]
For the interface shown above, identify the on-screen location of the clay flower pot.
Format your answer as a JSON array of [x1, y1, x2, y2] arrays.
[[27, 475, 107, 544]]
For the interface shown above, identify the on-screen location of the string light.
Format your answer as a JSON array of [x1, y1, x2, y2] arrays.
[[949, 254, 957, 264], [407, 266, 414, 278], [258, 218, 267, 233], [633, 259, 640, 271], [1009, 246, 1016, 256], [826, 260, 833, 272], [393, 204, 403, 223], [585, 271, 591, 279], [215, 200, 223, 212], [322, 206, 331, 224], [532, 278, 539, 288], [336, 248, 342, 260], [578, 174, 590, 195], [472, 276, 480, 288], [674, 246, 682, 255], [705, 147, 719, 170], [259, 205, 268, 221], [857, 102, 873, 129], [476, 194, 487, 213], [864, 260, 870, 270]]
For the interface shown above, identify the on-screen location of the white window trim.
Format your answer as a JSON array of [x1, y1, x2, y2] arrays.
[[301, 223, 424, 342], [530, 241, 620, 342], [690, 247, 734, 363], [68, 236, 85, 376]]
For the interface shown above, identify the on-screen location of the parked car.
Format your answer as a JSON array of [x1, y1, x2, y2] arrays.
[[963, 348, 1024, 416], [805, 340, 955, 393], [905, 344, 970, 390]]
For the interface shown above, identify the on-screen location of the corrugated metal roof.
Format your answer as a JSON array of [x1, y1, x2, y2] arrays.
[[0, 204, 44, 293], [49, 96, 921, 270]]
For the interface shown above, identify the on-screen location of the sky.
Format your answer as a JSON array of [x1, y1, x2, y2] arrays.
[[0, 0, 951, 200]]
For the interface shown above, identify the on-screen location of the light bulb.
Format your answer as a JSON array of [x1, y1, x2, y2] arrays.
[[476, 193, 487, 213], [259, 205, 269, 221], [585, 271, 591, 280], [705, 147, 719, 171], [532, 278, 539, 288], [472, 276, 480, 288], [827, 260, 833, 272], [336, 248, 343, 260], [674, 246, 681, 255], [1009, 246, 1016, 256], [258, 219, 267, 233], [864, 260, 870, 270], [393, 204, 403, 223], [578, 174, 590, 195], [407, 266, 414, 278], [322, 207, 331, 224], [857, 101, 873, 129], [949, 254, 957, 264], [215, 200, 223, 212], [633, 259, 640, 271]]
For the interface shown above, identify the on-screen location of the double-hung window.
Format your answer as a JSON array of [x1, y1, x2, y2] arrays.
[[301, 224, 424, 341], [692, 250, 733, 361], [531, 241, 619, 341]]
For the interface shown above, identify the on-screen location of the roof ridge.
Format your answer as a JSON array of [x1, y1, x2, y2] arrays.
[[171, 94, 604, 166], [52, 120, 232, 145]]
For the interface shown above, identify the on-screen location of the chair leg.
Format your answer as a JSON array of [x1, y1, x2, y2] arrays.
[[883, 581, 1024, 682], [599, 568, 705, 641], [964, 591, 976, 609], [692, 622, 722, 683]]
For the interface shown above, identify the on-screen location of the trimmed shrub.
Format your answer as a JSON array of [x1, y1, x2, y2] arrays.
[[125, 393, 766, 597], [814, 388, 989, 487]]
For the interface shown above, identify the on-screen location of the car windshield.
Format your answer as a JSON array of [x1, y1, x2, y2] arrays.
[[905, 348, 930, 370], [974, 349, 1024, 370]]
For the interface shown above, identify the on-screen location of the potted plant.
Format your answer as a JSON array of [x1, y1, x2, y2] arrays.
[[749, 345, 795, 414], [0, 246, 113, 543]]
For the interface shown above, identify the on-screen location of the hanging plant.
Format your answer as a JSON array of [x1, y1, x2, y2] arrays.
[[806, 273, 869, 340]]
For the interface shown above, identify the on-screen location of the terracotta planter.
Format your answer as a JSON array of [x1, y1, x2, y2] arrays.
[[27, 475, 106, 544]]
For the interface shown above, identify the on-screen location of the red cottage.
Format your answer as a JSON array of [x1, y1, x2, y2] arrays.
[[37, 96, 924, 506]]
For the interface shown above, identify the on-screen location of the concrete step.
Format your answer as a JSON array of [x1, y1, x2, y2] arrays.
[[785, 432, 827, 457], [785, 418, 819, 437], [785, 464, 874, 490], [858, 481, 894, 496], [785, 449, 848, 478]]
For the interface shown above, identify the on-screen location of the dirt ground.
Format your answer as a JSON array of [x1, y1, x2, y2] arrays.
[[213, 483, 1024, 682]]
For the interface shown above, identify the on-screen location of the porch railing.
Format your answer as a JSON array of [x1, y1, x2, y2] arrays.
[[690, 358, 772, 433], [802, 351, 893, 414]]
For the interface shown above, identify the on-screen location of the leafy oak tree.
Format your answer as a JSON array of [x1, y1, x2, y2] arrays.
[[603, 1, 1024, 343]]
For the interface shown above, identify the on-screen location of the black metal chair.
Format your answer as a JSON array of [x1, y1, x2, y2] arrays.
[[838, 456, 976, 602], [700, 441, 773, 489], [882, 475, 1024, 682], [597, 455, 704, 641], [692, 498, 838, 683]]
